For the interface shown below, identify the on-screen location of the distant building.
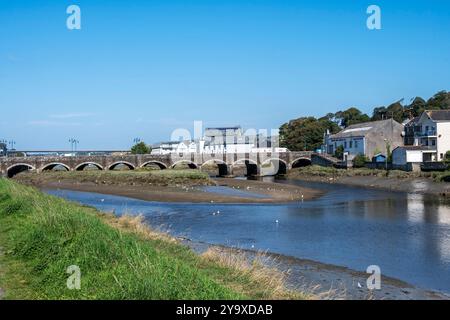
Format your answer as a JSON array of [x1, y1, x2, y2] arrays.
[[325, 119, 404, 162], [407, 110, 450, 162], [0, 141, 6, 156], [151, 126, 283, 155]]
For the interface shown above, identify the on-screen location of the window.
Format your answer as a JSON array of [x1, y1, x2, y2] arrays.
[[355, 141, 358, 148], [349, 141, 353, 148], [432, 140, 436, 146], [344, 142, 347, 148], [441, 153, 444, 160]]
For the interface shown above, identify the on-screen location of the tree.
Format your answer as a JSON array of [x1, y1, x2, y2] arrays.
[[279, 117, 340, 151], [334, 107, 370, 127], [426, 91, 450, 110], [334, 145, 344, 160], [131, 142, 151, 154]]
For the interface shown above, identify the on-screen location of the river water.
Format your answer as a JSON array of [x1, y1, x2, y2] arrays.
[[46, 180, 450, 294]]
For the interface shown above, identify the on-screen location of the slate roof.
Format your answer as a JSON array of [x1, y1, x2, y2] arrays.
[[330, 119, 398, 139], [425, 110, 450, 121]]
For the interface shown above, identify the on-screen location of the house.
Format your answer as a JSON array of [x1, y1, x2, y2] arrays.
[[408, 110, 450, 162], [325, 119, 404, 161], [403, 117, 421, 145], [392, 146, 434, 171]]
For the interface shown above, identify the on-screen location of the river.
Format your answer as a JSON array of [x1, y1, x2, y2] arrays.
[[46, 179, 450, 294]]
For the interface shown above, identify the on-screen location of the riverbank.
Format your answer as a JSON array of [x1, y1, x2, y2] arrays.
[[0, 179, 307, 300], [288, 166, 450, 196], [13, 170, 322, 203], [184, 243, 449, 300]]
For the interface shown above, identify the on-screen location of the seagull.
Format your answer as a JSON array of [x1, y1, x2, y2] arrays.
[[100, 199, 105, 202], [275, 220, 279, 224], [357, 282, 363, 288]]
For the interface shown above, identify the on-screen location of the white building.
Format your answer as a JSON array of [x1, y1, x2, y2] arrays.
[[325, 119, 405, 161], [151, 126, 282, 155], [392, 146, 432, 171], [409, 110, 450, 162]]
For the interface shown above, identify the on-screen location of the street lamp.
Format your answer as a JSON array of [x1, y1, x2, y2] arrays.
[[69, 138, 80, 153], [384, 138, 389, 171], [9, 140, 16, 150]]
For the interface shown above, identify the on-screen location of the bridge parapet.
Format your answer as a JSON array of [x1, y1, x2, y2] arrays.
[[0, 151, 317, 177]]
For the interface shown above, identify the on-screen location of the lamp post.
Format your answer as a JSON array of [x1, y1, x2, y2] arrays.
[[9, 140, 16, 150], [69, 138, 80, 153], [384, 138, 389, 171]]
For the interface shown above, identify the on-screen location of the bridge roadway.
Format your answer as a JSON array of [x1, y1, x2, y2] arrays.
[[0, 151, 336, 178]]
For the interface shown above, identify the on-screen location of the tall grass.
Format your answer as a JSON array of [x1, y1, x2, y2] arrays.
[[0, 179, 303, 300]]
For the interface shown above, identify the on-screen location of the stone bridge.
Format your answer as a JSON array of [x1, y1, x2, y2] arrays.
[[0, 151, 333, 178]]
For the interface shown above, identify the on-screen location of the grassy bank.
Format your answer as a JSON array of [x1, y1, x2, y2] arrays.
[[13, 169, 214, 188], [288, 165, 450, 182], [0, 179, 304, 300]]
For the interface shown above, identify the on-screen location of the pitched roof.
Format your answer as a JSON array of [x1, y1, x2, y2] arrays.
[[330, 119, 399, 139], [425, 110, 450, 121]]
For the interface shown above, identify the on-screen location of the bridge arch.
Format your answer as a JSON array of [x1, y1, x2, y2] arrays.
[[7, 163, 35, 178], [231, 158, 259, 176], [75, 162, 104, 171], [261, 158, 287, 176], [291, 157, 312, 168], [41, 162, 70, 172], [201, 159, 229, 176], [108, 161, 136, 171], [171, 160, 198, 169], [140, 161, 168, 170]]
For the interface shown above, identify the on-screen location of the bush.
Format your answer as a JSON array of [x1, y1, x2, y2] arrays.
[[445, 151, 450, 164], [334, 145, 344, 160], [352, 154, 369, 168]]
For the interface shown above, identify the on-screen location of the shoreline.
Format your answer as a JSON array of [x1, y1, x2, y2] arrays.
[[181, 240, 450, 300], [288, 171, 450, 197]]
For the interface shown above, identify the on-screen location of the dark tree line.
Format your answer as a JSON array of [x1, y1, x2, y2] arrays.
[[280, 90, 450, 151]]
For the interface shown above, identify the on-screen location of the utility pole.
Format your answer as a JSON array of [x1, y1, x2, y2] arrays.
[[9, 140, 16, 150]]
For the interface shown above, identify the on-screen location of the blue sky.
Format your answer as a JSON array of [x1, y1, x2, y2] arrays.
[[1, 0, 449, 150]]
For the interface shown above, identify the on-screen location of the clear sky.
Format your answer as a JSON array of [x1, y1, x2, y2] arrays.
[[1, 0, 449, 150]]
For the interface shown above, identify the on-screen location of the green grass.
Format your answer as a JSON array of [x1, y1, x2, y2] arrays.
[[14, 169, 213, 187], [0, 179, 301, 300]]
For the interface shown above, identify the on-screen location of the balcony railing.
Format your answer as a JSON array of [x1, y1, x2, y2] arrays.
[[418, 130, 437, 137]]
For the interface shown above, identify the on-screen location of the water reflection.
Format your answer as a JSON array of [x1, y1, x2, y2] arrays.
[[46, 181, 450, 293]]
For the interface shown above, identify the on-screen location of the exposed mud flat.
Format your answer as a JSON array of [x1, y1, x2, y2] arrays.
[[14, 172, 322, 203]]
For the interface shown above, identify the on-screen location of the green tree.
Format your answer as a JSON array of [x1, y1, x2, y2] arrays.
[[334, 145, 344, 160], [279, 117, 340, 151], [334, 107, 370, 127], [131, 142, 151, 154], [426, 91, 450, 110]]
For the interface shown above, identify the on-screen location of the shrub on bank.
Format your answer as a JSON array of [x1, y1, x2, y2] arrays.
[[352, 154, 369, 168]]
